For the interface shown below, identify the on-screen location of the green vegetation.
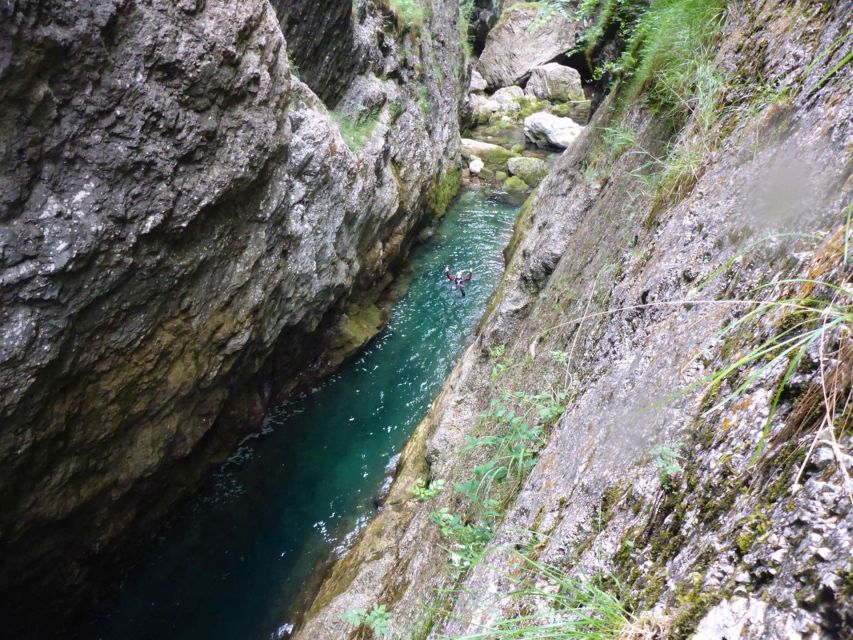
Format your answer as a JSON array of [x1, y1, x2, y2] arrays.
[[650, 444, 682, 490], [696, 279, 852, 464], [389, 100, 405, 123], [459, 0, 474, 57], [409, 477, 445, 501], [577, 0, 730, 217], [430, 508, 493, 571], [385, 0, 426, 29], [427, 381, 565, 578], [617, 0, 727, 118], [418, 86, 430, 114], [331, 111, 379, 152], [342, 604, 393, 638], [449, 554, 644, 640], [426, 168, 462, 217]]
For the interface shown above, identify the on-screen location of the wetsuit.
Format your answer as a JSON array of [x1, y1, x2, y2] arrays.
[[445, 269, 473, 297]]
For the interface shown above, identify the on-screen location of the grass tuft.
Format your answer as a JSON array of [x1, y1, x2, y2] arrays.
[[449, 553, 664, 640]]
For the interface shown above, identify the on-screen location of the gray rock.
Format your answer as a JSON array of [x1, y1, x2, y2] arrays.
[[523, 112, 584, 149], [469, 85, 524, 122], [525, 63, 585, 102], [0, 0, 464, 628], [507, 156, 549, 187], [477, 4, 577, 89], [492, 85, 525, 106], [694, 597, 768, 639], [470, 68, 488, 93], [460, 138, 516, 168]]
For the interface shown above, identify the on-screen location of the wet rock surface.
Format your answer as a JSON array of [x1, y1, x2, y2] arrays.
[[0, 0, 464, 630]]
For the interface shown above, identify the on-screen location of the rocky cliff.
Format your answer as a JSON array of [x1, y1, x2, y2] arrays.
[[296, 1, 852, 638], [0, 0, 464, 630]]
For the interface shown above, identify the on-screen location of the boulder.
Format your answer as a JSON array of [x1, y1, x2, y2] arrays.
[[469, 68, 487, 93], [469, 85, 524, 122], [507, 156, 548, 187], [502, 175, 529, 192], [525, 63, 584, 102], [469, 156, 485, 175], [478, 4, 577, 88], [551, 100, 592, 125], [491, 85, 524, 108], [461, 138, 516, 168], [523, 112, 584, 149]]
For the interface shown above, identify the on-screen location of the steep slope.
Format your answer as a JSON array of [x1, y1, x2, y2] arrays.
[[295, 1, 852, 638], [0, 0, 464, 630]]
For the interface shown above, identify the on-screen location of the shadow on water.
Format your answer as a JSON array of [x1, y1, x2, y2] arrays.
[[90, 188, 520, 640]]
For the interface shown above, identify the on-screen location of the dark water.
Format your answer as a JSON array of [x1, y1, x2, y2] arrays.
[[92, 189, 519, 640]]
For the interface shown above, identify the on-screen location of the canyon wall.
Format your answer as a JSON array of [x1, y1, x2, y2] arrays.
[[296, 1, 852, 638], [0, 0, 464, 630]]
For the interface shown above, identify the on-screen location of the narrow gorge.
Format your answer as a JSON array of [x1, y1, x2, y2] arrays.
[[1, 1, 851, 639]]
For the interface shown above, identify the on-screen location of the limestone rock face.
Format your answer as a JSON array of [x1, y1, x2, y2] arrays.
[[271, 0, 360, 106], [0, 0, 463, 628], [525, 62, 584, 102], [523, 111, 584, 148], [293, 3, 853, 639], [477, 4, 577, 89], [468, 0, 504, 56]]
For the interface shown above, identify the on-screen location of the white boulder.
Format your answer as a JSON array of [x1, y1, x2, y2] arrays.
[[469, 69, 487, 93], [523, 112, 583, 149], [468, 156, 485, 175]]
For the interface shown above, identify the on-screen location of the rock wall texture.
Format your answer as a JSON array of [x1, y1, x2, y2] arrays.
[[0, 0, 464, 631], [295, 2, 852, 638], [271, 0, 360, 106]]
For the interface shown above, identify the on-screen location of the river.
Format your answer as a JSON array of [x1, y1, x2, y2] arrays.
[[92, 188, 519, 640]]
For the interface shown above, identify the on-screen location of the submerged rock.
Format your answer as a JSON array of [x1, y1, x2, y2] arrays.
[[523, 112, 584, 149], [507, 156, 548, 187], [477, 3, 577, 88]]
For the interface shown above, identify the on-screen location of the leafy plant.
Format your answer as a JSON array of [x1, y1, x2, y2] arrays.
[[549, 350, 570, 365], [388, 100, 404, 123], [410, 477, 445, 501], [455, 390, 563, 511], [430, 508, 493, 571], [342, 604, 393, 638], [650, 444, 682, 489]]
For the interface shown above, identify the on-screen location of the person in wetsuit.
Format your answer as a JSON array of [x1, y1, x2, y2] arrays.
[[445, 266, 473, 296]]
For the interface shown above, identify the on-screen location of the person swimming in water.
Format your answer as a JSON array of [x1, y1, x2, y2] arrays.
[[445, 266, 473, 296]]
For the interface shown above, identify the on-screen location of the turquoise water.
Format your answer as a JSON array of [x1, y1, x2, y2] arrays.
[[91, 189, 519, 640]]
